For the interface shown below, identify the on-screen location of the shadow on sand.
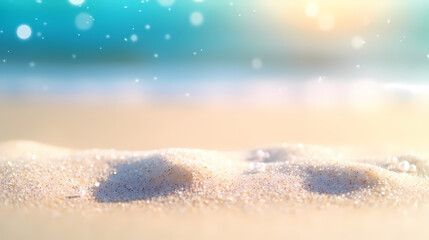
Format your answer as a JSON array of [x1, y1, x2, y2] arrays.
[[303, 166, 377, 195], [93, 155, 193, 202]]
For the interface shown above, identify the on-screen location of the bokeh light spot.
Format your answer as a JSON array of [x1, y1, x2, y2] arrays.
[[69, 0, 85, 6], [251, 58, 263, 70], [317, 13, 335, 31], [75, 13, 94, 31], [17, 25, 32, 40], [157, 0, 175, 7], [190, 12, 204, 27], [305, 2, 319, 18], [130, 34, 138, 42], [351, 36, 365, 49]]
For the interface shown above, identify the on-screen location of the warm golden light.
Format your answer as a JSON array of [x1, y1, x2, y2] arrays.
[[305, 1, 319, 18], [259, 0, 391, 33]]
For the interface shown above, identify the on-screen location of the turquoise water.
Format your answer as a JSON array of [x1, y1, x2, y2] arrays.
[[0, 0, 429, 99]]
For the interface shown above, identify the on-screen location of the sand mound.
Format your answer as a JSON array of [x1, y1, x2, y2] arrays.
[[94, 150, 236, 202], [302, 163, 380, 195], [0, 141, 71, 159], [0, 141, 428, 210]]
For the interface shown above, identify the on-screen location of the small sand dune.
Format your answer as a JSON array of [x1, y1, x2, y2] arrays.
[[0, 141, 71, 159], [0, 141, 428, 210]]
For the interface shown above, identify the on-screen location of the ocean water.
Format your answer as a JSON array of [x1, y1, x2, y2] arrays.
[[0, 64, 428, 109], [1, 0, 429, 106]]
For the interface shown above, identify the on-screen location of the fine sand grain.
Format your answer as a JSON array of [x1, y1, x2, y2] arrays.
[[1, 141, 429, 239]]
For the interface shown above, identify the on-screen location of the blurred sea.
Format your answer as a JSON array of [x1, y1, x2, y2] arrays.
[[1, 0, 429, 106]]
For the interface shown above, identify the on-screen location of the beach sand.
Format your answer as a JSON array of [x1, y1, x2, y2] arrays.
[[1, 100, 429, 239], [1, 100, 428, 153]]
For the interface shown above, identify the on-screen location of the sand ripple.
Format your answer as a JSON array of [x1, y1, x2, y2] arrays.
[[1, 141, 428, 210]]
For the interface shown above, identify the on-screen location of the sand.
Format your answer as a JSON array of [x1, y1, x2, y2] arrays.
[[2, 141, 428, 207], [1, 100, 429, 154], [1, 140, 429, 239], [1, 101, 429, 239]]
